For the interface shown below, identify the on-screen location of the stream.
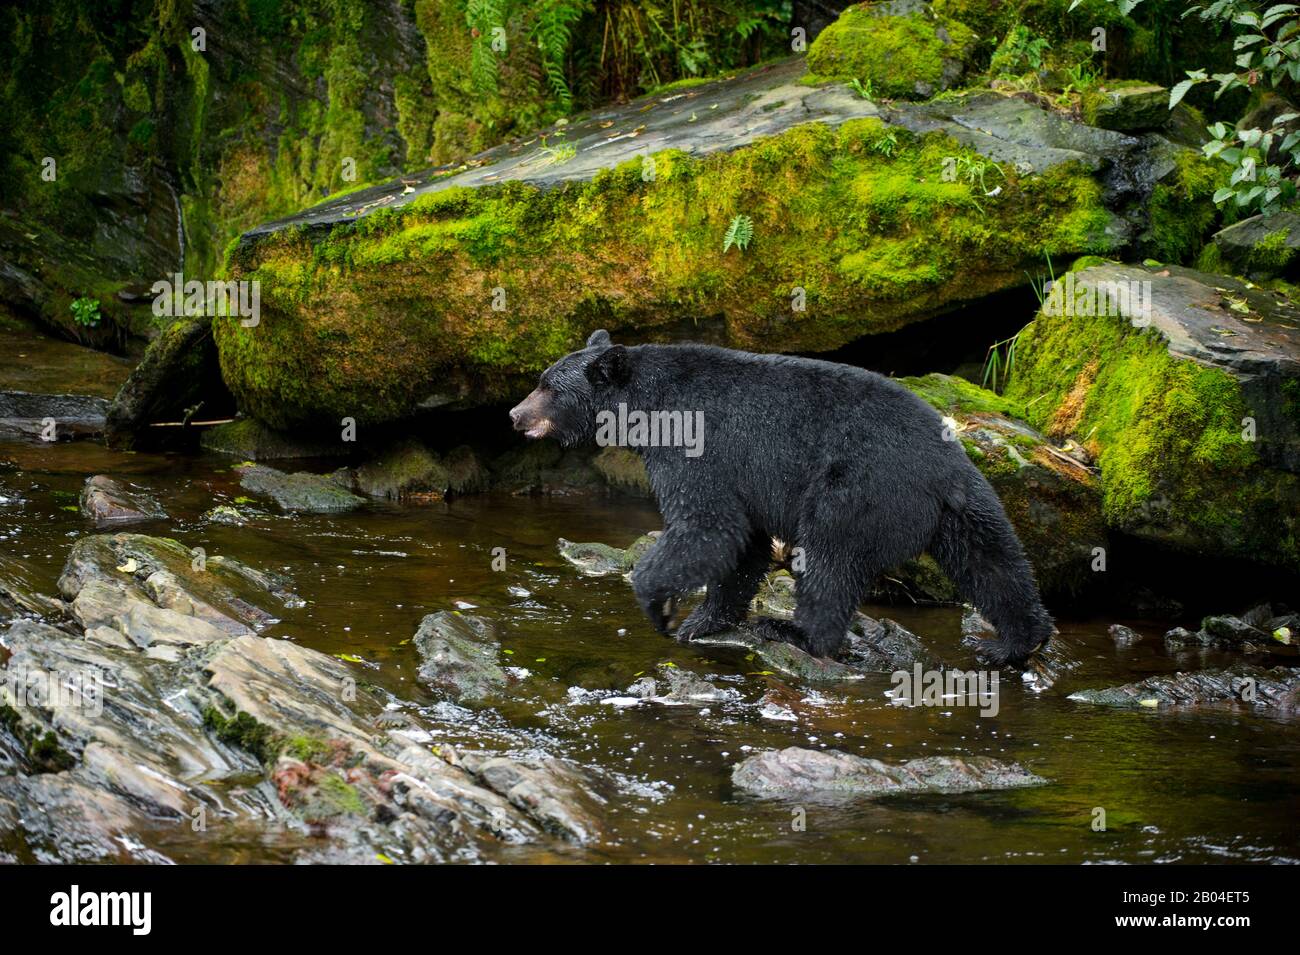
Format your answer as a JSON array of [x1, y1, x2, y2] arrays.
[[3, 430, 1297, 864]]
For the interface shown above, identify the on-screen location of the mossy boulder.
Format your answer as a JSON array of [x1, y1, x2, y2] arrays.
[[805, 2, 977, 100], [1005, 263, 1300, 570], [1211, 213, 1300, 280], [220, 59, 1128, 430]]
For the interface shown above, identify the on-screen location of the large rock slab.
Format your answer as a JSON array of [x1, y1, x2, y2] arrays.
[[732, 747, 1046, 798], [1, 533, 610, 862], [216, 55, 1155, 430], [1006, 263, 1300, 570], [0, 391, 110, 442]]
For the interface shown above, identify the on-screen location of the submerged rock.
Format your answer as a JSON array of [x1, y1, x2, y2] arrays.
[[1068, 666, 1300, 710], [78, 475, 167, 527], [732, 747, 1046, 798], [413, 611, 510, 702], [692, 628, 867, 683], [237, 463, 363, 513], [557, 534, 658, 577]]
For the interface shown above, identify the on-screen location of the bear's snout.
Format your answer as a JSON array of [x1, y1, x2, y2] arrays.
[[509, 389, 552, 439]]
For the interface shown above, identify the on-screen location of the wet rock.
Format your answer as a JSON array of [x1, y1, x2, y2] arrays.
[[1211, 212, 1300, 279], [1164, 604, 1297, 653], [352, 440, 446, 501], [1, 557, 610, 861], [413, 611, 510, 702], [78, 475, 167, 526], [200, 417, 339, 460], [693, 628, 866, 684], [732, 747, 1047, 798], [237, 463, 363, 514], [843, 614, 930, 670], [658, 664, 735, 704], [202, 505, 247, 526], [961, 606, 1074, 689], [557, 534, 657, 577], [752, 571, 797, 616], [1109, 624, 1142, 647], [58, 533, 297, 634], [1068, 666, 1300, 710], [0, 391, 110, 442], [0, 570, 64, 623], [453, 750, 606, 844], [1084, 83, 1171, 132]]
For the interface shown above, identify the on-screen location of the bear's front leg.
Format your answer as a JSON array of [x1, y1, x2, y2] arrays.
[[675, 535, 772, 642], [630, 523, 748, 637]]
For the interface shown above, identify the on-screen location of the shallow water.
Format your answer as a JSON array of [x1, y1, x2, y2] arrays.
[[2, 437, 1298, 864]]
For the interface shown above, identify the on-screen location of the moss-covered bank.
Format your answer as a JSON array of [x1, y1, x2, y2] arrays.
[[220, 118, 1115, 429], [1004, 264, 1300, 569]]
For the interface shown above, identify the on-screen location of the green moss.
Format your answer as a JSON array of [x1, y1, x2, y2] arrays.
[[203, 705, 286, 765], [220, 119, 1116, 429], [0, 702, 76, 773], [900, 372, 1026, 418], [1005, 275, 1299, 567], [805, 3, 977, 99], [1145, 149, 1223, 264]]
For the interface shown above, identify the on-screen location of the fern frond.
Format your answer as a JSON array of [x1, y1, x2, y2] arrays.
[[723, 214, 754, 254]]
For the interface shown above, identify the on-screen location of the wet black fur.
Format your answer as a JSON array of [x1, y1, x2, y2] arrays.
[[522, 330, 1054, 667]]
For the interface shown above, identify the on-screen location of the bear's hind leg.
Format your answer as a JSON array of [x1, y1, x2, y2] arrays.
[[676, 534, 772, 642]]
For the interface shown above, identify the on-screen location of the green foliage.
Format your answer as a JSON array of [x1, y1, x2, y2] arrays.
[[723, 213, 754, 253], [1103, 0, 1300, 217], [69, 297, 101, 327], [990, 25, 1053, 75]]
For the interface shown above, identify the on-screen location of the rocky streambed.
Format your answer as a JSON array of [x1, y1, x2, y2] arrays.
[[2, 436, 1298, 864]]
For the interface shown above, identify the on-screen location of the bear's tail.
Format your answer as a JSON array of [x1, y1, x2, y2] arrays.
[[929, 476, 1054, 668]]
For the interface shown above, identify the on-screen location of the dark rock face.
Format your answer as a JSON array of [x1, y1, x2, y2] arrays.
[[1069, 666, 1300, 710], [0, 392, 110, 442], [104, 318, 233, 448], [1212, 212, 1300, 279], [732, 746, 1047, 798]]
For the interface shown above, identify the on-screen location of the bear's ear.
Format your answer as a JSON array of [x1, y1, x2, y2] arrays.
[[585, 344, 630, 387], [586, 328, 612, 349]]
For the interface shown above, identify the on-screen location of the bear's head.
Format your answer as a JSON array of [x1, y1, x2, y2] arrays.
[[509, 329, 631, 447]]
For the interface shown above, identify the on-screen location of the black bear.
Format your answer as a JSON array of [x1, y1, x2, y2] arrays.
[[509, 329, 1053, 667]]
